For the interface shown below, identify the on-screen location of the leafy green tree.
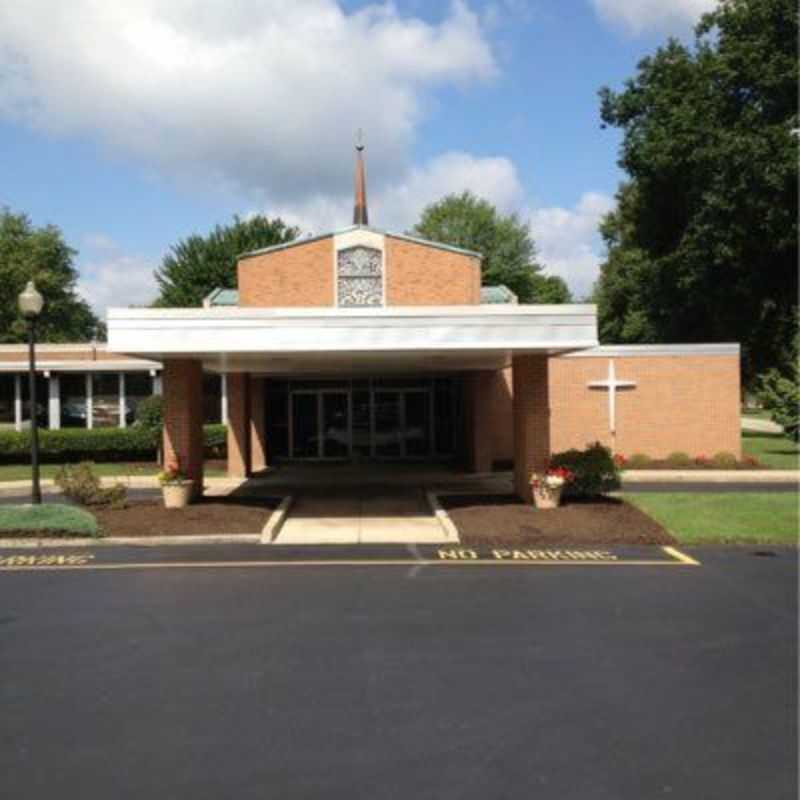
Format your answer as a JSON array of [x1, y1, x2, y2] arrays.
[[0, 209, 101, 343], [413, 191, 560, 303], [531, 274, 573, 304], [594, 0, 798, 383], [757, 325, 799, 440], [154, 215, 299, 307]]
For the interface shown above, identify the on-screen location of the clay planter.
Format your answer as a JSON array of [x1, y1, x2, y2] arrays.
[[531, 484, 563, 510], [161, 481, 194, 509]]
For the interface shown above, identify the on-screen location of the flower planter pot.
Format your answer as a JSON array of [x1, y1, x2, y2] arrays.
[[531, 484, 563, 510], [162, 481, 194, 509]]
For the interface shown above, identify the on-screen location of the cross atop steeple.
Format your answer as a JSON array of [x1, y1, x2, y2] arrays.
[[353, 130, 368, 226]]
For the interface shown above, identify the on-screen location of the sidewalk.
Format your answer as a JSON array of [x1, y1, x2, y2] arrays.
[[622, 470, 799, 484]]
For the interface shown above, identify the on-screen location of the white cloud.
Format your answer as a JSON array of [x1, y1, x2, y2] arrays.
[[529, 191, 614, 299], [270, 150, 524, 233], [76, 238, 157, 317], [0, 1, 495, 201], [590, 0, 716, 34]]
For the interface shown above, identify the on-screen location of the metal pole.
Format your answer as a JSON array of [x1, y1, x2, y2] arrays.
[[28, 319, 41, 504]]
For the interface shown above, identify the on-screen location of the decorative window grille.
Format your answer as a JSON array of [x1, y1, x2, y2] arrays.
[[337, 247, 382, 307]]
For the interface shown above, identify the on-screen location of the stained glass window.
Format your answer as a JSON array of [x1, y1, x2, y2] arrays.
[[337, 246, 382, 307]]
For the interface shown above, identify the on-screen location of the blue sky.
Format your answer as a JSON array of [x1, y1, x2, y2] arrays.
[[0, 0, 713, 313]]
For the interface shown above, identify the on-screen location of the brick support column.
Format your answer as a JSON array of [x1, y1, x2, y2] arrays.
[[464, 372, 495, 473], [513, 354, 551, 502], [227, 373, 251, 478], [162, 359, 204, 497], [250, 376, 267, 473]]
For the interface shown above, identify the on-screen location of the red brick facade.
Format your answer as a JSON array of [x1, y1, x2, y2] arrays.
[[385, 236, 480, 305], [238, 237, 335, 307], [236, 233, 480, 308], [473, 352, 742, 473]]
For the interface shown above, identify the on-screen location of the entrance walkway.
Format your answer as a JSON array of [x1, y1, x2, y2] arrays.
[[275, 487, 450, 544]]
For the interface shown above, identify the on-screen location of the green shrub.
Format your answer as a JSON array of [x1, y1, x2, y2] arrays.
[[135, 395, 164, 430], [666, 451, 693, 468], [54, 462, 127, 509], [0, 425, 225, 464], [204, 423, 227, 458], [0, 427, 158, 463], [626, 453, 653, 469], [711, 451, 739, 469], [549, 441, 621, 498]]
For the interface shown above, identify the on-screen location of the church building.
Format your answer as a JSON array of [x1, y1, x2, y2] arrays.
[[98, 145, 741, 500]]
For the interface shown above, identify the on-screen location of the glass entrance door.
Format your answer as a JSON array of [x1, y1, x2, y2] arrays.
[[373, 389, 431, 459], [290, 390, 350, 459]]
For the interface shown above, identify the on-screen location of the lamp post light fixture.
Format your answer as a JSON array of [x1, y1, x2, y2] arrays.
[[18, 280, 44, 504]]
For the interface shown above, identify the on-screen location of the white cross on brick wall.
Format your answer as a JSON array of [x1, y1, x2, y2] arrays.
[[588, 359, 636, 435]]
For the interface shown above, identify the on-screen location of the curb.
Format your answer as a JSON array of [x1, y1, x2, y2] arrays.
[[0, 476, 247, 492], [0, 534, 263, 548], [260, 495, 294, 544], [426, 491, 461, 543]]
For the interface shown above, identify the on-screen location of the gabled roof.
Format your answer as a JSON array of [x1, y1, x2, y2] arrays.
[[237, 225, 483, 261]]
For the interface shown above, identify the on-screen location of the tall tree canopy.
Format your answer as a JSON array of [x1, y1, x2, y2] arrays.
[[154, 215, 299, 307], [593, 0, 798, 382], [412, 191, 571, 304], [0, 209, 100, 343]]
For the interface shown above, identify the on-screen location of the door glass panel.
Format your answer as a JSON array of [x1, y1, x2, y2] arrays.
[[291, 393, 318, 458], [434, 378, 455, 455], [404, 391, 430, 457], [60, 374, 87, 428], [374, 391, 401, 458], [351, 389, 371, 459], [20, 375, 48, 429], [0, 375, 15, 429], [322, 393, 349, 458], [92, 373, 119, 428]]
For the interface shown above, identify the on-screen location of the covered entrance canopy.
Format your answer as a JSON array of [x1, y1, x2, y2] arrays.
[[107, 303, 598, 498]]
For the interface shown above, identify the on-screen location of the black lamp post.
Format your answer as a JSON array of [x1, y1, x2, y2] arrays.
[[18, 281, 44, 504]]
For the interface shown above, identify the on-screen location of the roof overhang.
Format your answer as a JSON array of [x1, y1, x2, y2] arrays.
[[107, 305, 598, 374]]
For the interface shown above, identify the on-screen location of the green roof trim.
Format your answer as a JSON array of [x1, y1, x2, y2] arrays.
[[204, 288, 239, 307], [480, 285, 518, 304]]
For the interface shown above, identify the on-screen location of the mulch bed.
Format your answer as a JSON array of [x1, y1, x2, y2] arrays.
[[92, 495, 282, 537], [439, 494, 675, 547]]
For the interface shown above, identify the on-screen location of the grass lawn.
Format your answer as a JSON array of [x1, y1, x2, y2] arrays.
[[742, 431, 799, 470], [625, 492, 799, 545], [0, 462, 228, 482], [0, 504, 99, 537]]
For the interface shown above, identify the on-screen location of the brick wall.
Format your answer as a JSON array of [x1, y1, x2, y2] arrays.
[[549, 353, 741, 458], [466, 368, 513, 471], [385, 236, 480, 305], [238, 237, 335, 307], [236, 233, 481, 308]]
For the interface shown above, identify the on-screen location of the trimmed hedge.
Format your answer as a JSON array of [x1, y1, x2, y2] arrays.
[[0, 425, 227, 464]]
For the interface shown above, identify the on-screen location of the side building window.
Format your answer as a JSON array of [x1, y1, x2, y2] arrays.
[[336, 246, 383, 307]]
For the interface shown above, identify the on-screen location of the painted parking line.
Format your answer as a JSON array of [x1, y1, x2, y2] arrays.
[[0, 546, 700, 571]]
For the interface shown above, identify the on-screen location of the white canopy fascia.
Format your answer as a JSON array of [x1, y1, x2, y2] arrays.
[[108, 305, 597, 359]]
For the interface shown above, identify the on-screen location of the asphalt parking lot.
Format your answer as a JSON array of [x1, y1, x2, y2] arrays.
[[0, 544, 796, 799]]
